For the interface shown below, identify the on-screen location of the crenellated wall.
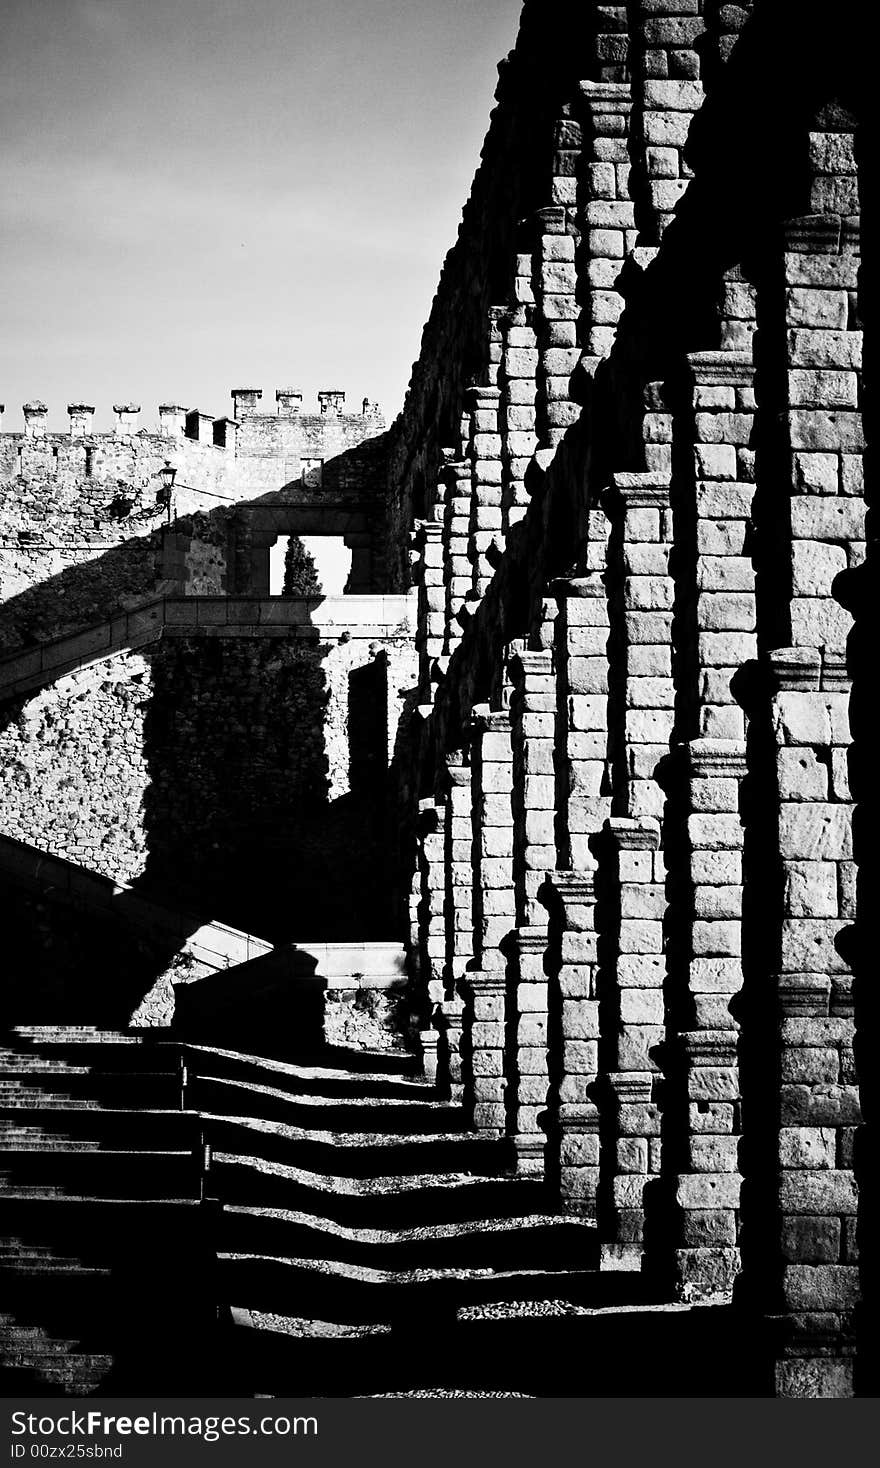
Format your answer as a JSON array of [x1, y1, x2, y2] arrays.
[[0, 389, 389, 653]]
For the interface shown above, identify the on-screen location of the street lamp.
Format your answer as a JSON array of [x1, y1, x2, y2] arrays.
[[158, 460, 177, 523]]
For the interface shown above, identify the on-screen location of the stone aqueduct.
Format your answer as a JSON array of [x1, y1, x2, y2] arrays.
[[0, 0, 876, 1397]]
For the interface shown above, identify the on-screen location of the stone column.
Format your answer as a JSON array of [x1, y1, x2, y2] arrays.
[[767, 649, 860, 1396], [507, 651, 557, 1160], [541, 874, 601, 1217], [780, 213, 864, 654], [22, 402, 48, 438], [471, 706, 515, 967], [671, 738, 748, 1302], [612, 471, 675, 820], [603, 817, 664, 1270], [444, 457, 473, 655], [553, 574, 612, 874], [463, 707, 514, 1136], [112, 403, 140, 436], [500, 297, 539, 530], [414, 521, 444, 691], [535, 205, 580, 447], [686, 349, 758, 740], [68, 403, 95, 436], [466, 387, 503, 601], [416, 798, 446, 1011], [577, 82, 634, 362], [444, 755, 474, 994]]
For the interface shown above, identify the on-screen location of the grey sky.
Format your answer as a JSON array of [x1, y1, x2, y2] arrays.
[[0, 0, 522, 431]]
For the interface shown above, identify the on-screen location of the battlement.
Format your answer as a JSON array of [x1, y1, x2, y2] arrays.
[[0, 389, 385, 440]]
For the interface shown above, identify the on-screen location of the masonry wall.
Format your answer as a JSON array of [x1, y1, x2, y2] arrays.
[[0, 391, 389, 654], [0, 625, 416, 949], [396, 0, 872, 1398]]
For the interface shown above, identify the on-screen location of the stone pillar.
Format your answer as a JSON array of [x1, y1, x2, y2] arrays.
[[471, 706, 515, 966], [612, 471, 675, 820], [68, 403, 95, 436], [508, 651, 556, 1162], [553, 574, 612, 874], [416, 799, 447, 1015], [444, 457, 473, 655], [500, 298, 539, 529], [603, 817, 664, 1269], [577, 82, 633, 361], [159, 403, 186, 436], [276, 388, 303, 414], [113, 403, 141, 435], [414, 521, 444, 691], [767, 649, 860, 1396], [462, 707, 514, 1136], [686, 349, 758, 739], [669, 739, 748, 1301], [466, 387, 503, 601], [22, 402, 48, 438], [461, 968, 507, 1137], [231, 388, 262, 419], [535, 205, 580, 446], [510, 650, 557, 924], [541, 874, 601, 1216], [444, 755, 474, 993], [780, 214, 864, 654]]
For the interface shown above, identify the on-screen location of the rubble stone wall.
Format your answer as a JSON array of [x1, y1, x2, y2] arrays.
[[0, 625, 416, 944], [0, 392, 389, 652]]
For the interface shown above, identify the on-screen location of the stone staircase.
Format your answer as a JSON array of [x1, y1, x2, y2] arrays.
[[0, 1029, 215, 1395], [0, 1024, 755, 1397]]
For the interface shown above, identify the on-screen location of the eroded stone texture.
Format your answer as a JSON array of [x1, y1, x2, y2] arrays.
[[0, 0, 872, 1400]]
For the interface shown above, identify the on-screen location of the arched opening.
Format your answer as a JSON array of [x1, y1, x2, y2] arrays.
[[268, 535, 353, 596]]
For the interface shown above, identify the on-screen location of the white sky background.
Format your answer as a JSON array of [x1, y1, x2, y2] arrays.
[[0, 0, 522, 433]]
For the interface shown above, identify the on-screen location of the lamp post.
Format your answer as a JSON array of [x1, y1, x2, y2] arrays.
[[158, 460, 177, 524]]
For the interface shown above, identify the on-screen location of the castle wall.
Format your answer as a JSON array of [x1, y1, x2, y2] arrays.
[[0, 391, 389, 653]]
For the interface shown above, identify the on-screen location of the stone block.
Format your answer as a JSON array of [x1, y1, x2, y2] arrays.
[[785, 289, 848, 330], [692, 921, 741, 957], [687, 1067, 740, 1103], [778, 1128, 836, 1170], [687, 814, 743, 851], [775, 1360, 854, 1399], [777, 749, 829, 801], [790, 541, 847, 597], [784, 862, 838, 918], [778, 804, 852, 861], [676, 1173, 741, 1210], [687, 1136, 740, 1173], [782, 1265, 861, 1311]]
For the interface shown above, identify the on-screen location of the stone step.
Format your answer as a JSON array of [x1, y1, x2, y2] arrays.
[[189, 1075, 464, 1134], [0, 1351, 114, 1392], [0, 1109, 199, 1149], [183, 1045, 430, 1099], [201, 1113, 506, 1178], [0, 1077, 181, 1108], [212, 1152, 548, 1228], [217, 1253, 645, 1327], [220, 1205, 598, 1273], [0, 1148, 199, 1200]]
